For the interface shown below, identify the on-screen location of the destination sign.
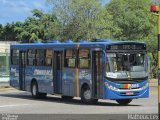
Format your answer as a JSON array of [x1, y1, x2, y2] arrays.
[[106, 44, 146, 51]]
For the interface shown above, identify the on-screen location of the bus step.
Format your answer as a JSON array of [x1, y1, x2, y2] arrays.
[[54, 93, 62, 96]]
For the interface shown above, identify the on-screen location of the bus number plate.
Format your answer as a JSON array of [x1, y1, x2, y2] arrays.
[[126, 92, 134, 95]]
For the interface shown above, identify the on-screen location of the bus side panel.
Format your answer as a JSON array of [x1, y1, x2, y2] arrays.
[[10, 65, 19, 89], [62, 68, 75, 96], [78, 69, 92, 96], [25, 66, 34, 92], [25, 66, 53, 94]]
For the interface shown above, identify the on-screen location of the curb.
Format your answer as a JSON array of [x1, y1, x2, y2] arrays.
[[0, 82, 10, 88]]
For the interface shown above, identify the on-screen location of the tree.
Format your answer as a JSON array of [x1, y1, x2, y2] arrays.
[[1, 22, 18, 41], [0, 24, 3, 40], [106, 0, 154, 40], [47, 0, 113, 41], [14, 9, 61, 42]]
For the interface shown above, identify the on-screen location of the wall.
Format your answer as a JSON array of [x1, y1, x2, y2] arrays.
[[0, 41, 17, 82]]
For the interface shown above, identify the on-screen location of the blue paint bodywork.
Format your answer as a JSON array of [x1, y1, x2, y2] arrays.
[[10, 65, 19, 89], [62, 68, 75, 96], [10, 40, 149, 101], [104, 79, 149, 100]]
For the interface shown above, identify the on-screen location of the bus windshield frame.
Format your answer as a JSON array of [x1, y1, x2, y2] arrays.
[[106, 52, 148, 79]]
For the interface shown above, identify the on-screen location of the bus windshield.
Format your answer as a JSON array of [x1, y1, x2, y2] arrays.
[[106, 53, 148, 79]]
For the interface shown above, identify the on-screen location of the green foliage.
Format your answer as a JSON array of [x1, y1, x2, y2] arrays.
[[48, 0, 113, 41], [2, 9, 61, 43], [0, 24, 3, 40], [106, 0, 154, 40], [0, 22, 19, 41]]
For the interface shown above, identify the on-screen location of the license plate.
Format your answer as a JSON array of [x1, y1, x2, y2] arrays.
[[126, 92, 134, 95]]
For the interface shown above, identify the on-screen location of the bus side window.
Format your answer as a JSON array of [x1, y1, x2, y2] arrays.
[[27, 49, 36, 66], [36, 49, 45, 66], [45, 49, 52, 66], [64, 49, 76, 68], [78, 49, 90, 69], [11, 49, 19, 65]]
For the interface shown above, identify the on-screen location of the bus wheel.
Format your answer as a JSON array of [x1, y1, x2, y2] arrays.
[[81, 85, 97, 104], [116, 99, 132, 105], [31, 82, 46, 99], [61, 96, 73, 100]]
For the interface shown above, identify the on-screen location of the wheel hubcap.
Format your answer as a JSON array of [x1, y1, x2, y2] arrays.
[[84, 89, 91, 100]]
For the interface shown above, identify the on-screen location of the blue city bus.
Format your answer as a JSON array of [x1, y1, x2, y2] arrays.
[[10, 39, 149, 105]]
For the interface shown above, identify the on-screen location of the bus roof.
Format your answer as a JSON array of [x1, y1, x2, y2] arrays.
[[10, 40, 146, 50]]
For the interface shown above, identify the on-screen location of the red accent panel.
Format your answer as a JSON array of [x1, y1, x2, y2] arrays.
[[124, 84, 128, 89]]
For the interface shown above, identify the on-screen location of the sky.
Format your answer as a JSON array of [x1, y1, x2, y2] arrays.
[[0, 0, 110, 25]]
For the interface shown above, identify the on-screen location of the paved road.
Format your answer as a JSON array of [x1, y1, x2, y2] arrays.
[[0, 87, 158, 114]]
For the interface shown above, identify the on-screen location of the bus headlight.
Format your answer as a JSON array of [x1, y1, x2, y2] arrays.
[[104, 82, 119, 91], [141, 83, 148, 90]]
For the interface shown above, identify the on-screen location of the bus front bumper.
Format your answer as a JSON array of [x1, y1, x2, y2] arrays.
[[104, 81, 149, 100], [105, 88, 149, 100]]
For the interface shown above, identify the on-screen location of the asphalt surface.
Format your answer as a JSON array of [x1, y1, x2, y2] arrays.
[[0, 86, 158, 114]]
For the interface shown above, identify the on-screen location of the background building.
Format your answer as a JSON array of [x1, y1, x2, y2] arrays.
[[0, 41, 17, 82]]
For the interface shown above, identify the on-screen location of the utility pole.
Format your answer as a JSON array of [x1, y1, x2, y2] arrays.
[[150, 5, 160, 114]]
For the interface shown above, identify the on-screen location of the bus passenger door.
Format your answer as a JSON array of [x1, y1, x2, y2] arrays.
[[53, 51, 63, 94], [91, 50, 103, 98], [19, 51, 26, 90]]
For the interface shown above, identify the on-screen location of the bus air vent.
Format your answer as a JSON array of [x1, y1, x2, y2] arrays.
[[79, 40, 88, 43], [47, 40, 61, 43], [64, 39, 74, 43], [32, 41, 43, 43], [92, 38, 112, 42]]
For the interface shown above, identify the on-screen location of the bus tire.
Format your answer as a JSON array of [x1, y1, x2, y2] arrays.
[[61, 96, 73, 100], [39, 93, 47, 99], [116, 99, 132, 105], [81, 85, 97, 104], [92, 99, 98, 104], [31, 81, 46, 99]]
